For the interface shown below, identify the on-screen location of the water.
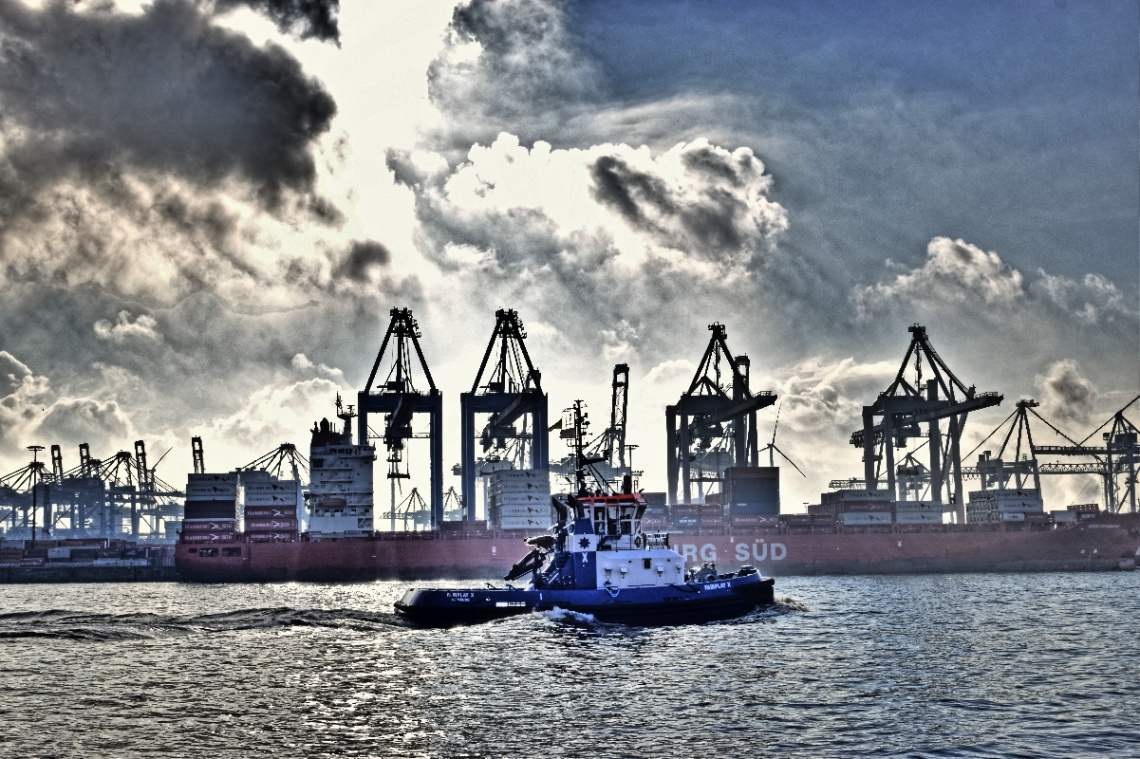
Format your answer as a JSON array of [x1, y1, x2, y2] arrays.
[[1, 573, 1137, 758]]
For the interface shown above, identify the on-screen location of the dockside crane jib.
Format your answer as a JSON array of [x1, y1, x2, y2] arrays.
[[460, 309, 549, 522], [666, 323, 777, 505], [358, 307, 444, 528], [851, 324, 1003, 522]]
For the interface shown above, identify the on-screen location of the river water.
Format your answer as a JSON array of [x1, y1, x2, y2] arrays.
[[1, 572, 1137, 758]]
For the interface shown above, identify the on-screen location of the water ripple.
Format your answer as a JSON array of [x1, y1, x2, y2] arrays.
[[0, 573, 1137, 758]]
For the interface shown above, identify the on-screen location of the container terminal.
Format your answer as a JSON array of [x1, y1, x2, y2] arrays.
[[2, 309, 1138, 582]]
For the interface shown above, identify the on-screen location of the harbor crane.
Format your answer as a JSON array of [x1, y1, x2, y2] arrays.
[[460, 309, 549, 521], [666, 323, 777, 505], [358, 307, 444, 527], [550, 364, 633, 491], [850, 324, 1002, 522]]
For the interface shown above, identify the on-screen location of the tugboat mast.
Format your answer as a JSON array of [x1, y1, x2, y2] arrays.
[[568, 400, 608, 497]]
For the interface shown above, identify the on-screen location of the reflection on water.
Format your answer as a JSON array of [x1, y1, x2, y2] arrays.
[[1, 573, 1137, 758]]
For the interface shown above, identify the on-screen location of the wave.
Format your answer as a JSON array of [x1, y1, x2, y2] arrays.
[[0, 606, 406, 642]]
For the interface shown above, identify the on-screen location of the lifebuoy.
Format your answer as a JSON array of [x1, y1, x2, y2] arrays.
[[633, 534, 645, 549]]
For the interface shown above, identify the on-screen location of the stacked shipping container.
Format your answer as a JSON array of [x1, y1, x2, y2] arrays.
[[182, 473, 238, 543], [724, 467, 779, 529], [966, 488, 1047, 524], [243, 471, 300, 542], [488, 470, 552, 530]]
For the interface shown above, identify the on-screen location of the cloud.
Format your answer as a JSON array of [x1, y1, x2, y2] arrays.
[[853, 237, 1026, 316], [0, 0, 350, 312], [193, 376, 344, 454], [1035, 360, 1098, 428], [0, 351, 136, 463], [93, 311, 163, 343], [333, 239, 391, 283], [0, 0, 336, 208], [390, 132, 788, 369], [291, 352, 344, 380], [214, 0, 340, 43], [426, 0, 604, 152], [1031, 271, 1136, 327]]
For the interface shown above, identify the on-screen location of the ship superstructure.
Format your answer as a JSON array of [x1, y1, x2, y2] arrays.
[[307, 410, 376, 540]]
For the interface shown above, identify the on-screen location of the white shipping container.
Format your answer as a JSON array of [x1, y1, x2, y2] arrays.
[[243, 481, 299, 493], [492, 493, 549, 505], [996, 499, 1044, 512], [497, 504, 553, 517], [894, 501, 943, 513], [244, 493, 299, 506], [1001, 512, 1026, 522], [498, 516, 551, 530], [837, 490, 892, 502], [895, 511, 943, 524], [842, 512, 893, 525], [491, 481, 551, 494]]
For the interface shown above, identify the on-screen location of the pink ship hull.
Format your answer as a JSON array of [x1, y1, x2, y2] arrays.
[[175, 514, 1140, 582]]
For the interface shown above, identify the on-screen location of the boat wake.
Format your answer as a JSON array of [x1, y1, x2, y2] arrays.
[[0, 606, 406, 641]]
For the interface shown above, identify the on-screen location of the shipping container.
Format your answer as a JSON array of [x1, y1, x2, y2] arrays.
[[244, 507, 297, 519], [498, 516, 551, 530], [185, 483, 239, 497], [248, 532, 298, 543], [842, 512, 893, 525], [245, 519, 299, 531], [496, 504, 552, 517], [492, 493, 549, 505], [182, 519, 237, 532], [894, 501, 943, 513], [181, 532, 236, 543], [243, 481, 299, 493], [895, 512, 943, 525], [244, 493, 298, 506], [184, 500, 239, 520]]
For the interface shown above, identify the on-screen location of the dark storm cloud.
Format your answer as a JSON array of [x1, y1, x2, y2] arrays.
[[0, 0, 337, 214], [215, 0, 340, 43], [591, 154, 674, 224], [334, 240, 391, 282], [1036, 361, 1098, 428], [427, 0, 603, 153]]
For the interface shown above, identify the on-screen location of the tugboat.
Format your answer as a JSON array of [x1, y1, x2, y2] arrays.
[[394, 402, 775, 627]]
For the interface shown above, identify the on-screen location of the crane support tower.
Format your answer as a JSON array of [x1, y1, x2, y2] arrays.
[[609, 364, 630, 469], [666, 323, 777, 505], [851, 324, 1002, 522], [358, 307, 444, 527], [460, 309, 549, 521]]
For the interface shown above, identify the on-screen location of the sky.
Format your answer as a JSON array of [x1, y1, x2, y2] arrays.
[[0, 0, 1137, 515]]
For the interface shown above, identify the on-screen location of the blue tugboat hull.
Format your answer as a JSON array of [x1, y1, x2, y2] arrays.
[[395, 574, 775, 627]]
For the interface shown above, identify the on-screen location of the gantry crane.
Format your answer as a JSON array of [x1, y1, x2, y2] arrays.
[[459, 309, 548, 521], [357, 307, 444, 527], [666, 323, 777, 505], [851, 324, 1002, 521]]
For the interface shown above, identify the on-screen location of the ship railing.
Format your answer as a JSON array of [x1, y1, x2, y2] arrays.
[[642, 532, 671, 550]]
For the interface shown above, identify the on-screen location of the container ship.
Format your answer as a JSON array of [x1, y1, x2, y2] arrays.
[[174, 408, 1140, 582], [175, 312, 1140, 582]]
